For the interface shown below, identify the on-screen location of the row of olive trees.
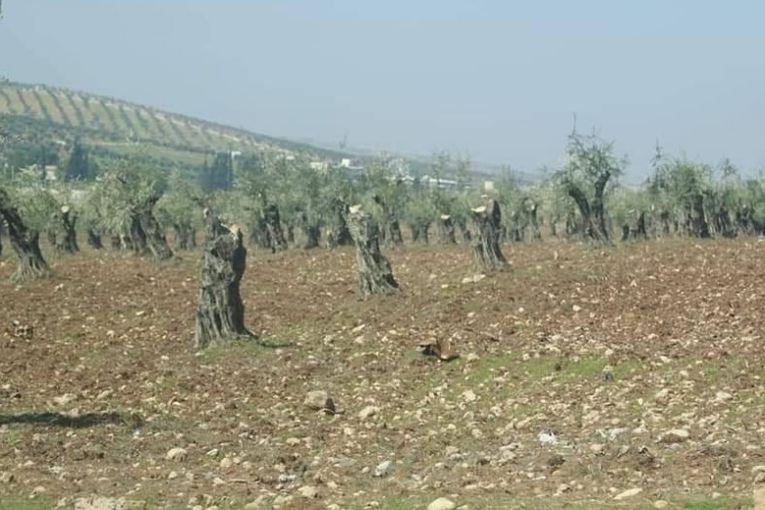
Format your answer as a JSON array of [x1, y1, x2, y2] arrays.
[[3, 132, 765, 283]]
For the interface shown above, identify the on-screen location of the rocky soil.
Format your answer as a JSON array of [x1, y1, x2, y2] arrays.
[[0, 238, 763, 509]]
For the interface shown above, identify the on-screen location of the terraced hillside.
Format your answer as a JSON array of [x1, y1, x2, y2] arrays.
[[0, 80, 344, 161]]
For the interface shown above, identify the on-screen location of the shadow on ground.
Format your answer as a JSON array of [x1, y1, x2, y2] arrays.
[[0, 411, 140, 428]]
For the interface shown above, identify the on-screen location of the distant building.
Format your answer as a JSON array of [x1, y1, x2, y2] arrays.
[[421, 175, 458, 189], [44, 165, 59, 181], [484, 180, 495, 192]]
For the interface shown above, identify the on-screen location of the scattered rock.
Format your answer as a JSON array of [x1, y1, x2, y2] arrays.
[[653, 501, 669, 509], [166, 447, 188, 461], [613, 488, 643, 501], [538, 430, 558, 445], [427, 497, 456, 510], [74, 497, 124, 510], [30, 486, 47, 498], [659, 429, 690, 444], [272, 495, 294, 507], [373, 460, 393, 477], [243, 495, 268, 509], [461, 274, 485, 284], [53, 393, 76, 406], [754, 487, 765, 510], [714, 391, 733, 402], [0, 471, 13, 484], [358, 405, 380, 420], [304, 390, 335, 413], [298, 485, 319, 498]]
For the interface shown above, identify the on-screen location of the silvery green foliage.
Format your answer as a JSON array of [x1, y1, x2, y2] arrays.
[[86, 159, 166, 237]]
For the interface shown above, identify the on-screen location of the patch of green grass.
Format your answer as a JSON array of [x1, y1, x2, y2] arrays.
[[0, 498, 54, 510], [466, 353, 514, 385], [371, 494, 753, 510], [0, 428, 23, 447], [681, 496, 749, 509], [199, 335, 292, 363]]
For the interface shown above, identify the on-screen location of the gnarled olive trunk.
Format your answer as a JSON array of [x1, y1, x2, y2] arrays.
[[194, 211, 255, 349], [173, 223, 196, 250], [327, 200, 352, 248], [386, 218, 404, 246], [715, 205, 736, 238], [688, 194, 710, 238], [565, 170, 611, 242], [129, 215, 148, 255], [347, 205, 399, 298], [264, 204, 287, 253], [54, 206, 79, 254], [622, 211, 648, 242], [139, 195, 174, 261], [438, 215, 456, 244], [249, 217, 272, 250], [470, 199, 508, 272], [528, 202, 542, 241], [0, 187, 51, 282], [87, 227, 103, 249], [410, 223, 430, 244]]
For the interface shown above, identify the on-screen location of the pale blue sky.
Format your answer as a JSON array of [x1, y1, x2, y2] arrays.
[[1, 1, 764, 180]]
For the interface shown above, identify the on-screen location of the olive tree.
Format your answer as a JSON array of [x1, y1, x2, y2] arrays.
[[558, 132, 624, 242]]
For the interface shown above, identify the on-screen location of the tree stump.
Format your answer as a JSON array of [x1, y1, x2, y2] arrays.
[[139, 195, 174, 261], [264, 204, 287, 253], [347, 205, 399, 298], [470, 199, 508, 272], [438, 215, 456, 244], [300, 212, 321, 249], [327, 200, 353, 248], [87, 227, 103, 249], [54, 205, 79, 254], [129, 214, 148, 255], [0, 187, 51, 282], [194, 210, 256, 349]]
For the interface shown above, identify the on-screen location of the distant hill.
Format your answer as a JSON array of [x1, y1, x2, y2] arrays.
[[0, 80, 349, 166]]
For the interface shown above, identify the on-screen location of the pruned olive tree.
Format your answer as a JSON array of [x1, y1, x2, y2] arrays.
[[53, 204, 79, 253], [235, 153, 291, 253], [0, 186, 50, 281], [157, 173, 203, 250], [609, 187, 650, 242], [347, 204, 399, 298], [90, 160, 174, 261], [359, 159, 405, 247], [648, 154, 711, 238], [403, 184, 436, 244], [558, 132, 624, 242], [470, 198, 508, 272], [194, 209, 256, 349]]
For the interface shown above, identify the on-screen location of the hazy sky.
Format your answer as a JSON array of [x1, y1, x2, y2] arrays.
[[2, 1, 765, 180]]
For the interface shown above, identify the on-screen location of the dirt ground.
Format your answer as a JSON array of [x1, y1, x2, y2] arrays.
[[1, 238, 763, 509]]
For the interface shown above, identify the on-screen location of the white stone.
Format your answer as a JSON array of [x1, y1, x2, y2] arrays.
[[374, 460, 393, 477], [614, 488, 642, 500], [427, 497, 456, 510], [358, 405, 380, 420], [166, 447, 188, 461]]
